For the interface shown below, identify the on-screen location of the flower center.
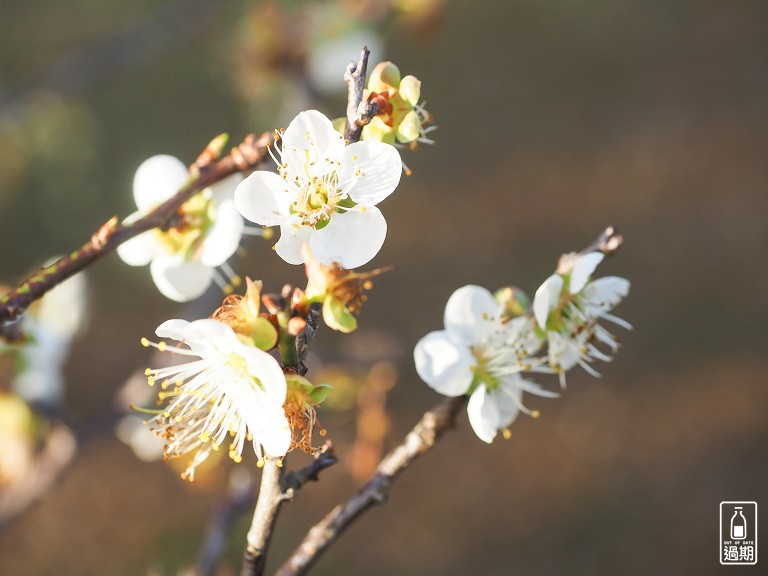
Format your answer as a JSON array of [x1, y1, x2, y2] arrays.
[[156, 191, 216, 259], [290, 174, 346, 229]]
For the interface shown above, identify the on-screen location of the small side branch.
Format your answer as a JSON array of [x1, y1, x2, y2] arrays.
[[0, 132, 271, 329], [274, 395, 467, 576], [343, 47, 375, 144]]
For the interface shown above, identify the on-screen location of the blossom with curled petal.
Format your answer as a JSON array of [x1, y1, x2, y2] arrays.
[[414, 285, 555, 443], [141, 318, 290, 480], [533, 251, 631, 385], [234, 110, 402, 269], [117, 155, 244, 302]]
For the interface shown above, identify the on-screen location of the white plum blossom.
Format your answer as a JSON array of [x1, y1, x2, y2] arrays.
[[141, 318, 290, 480], [117, 155, 244, 302], [234, 110, 402, 269], [533, 251, 631, 385], [414, 285, 556, 443]]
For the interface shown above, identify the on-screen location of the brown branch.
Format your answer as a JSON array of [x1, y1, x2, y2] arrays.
[[343, 47, 375, 144], [274, 395, 467, 576], [0, 132, 272, 329], [240, 445, 338, 576], [241, 459, 287, 576]]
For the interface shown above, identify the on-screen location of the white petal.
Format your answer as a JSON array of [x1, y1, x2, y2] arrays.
[[155, 318, 191, 340], [150, 255, 213, 302], [199, 199, 243, 266], [533, 274, 564, 329], [310, 206, 386, 269], [207, 172, 243, 203], [582, 276, 630, 315], [37, 262, 88, 341], [547, 331, 581, 372], [259, 417, 292, 458], [275, 218, 313, 265], [241, 346, 287, 404], [569, 252, 605, 294], [467, 385, 500, 443], [281, 110, 345, 171], [116, 212, 166, 266], [443, 285, 499, 346], [414, 330, 475, 396], [494, 381, 525, 424], [235, 171, 292, 227], [341, 141, 402, 205], [133, 155, 189, 211]]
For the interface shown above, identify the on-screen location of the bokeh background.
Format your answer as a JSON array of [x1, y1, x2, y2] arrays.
[[1, 0, 767, 574]]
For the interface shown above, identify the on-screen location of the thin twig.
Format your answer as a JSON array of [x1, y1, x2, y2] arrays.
[[0, 132, 272, 329], [343, 48, 373, 144], [274, 395, 467, 576], [282, 442, 338, 493]]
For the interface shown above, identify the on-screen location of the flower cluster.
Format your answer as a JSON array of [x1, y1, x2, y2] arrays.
[[415, 246, 630, 443], [360, 61, 435, 148]]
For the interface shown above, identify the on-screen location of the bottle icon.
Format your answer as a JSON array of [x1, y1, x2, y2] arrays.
[[731, 507, 747, 540]]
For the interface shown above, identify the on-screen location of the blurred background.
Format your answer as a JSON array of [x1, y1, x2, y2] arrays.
[[1, 0, 767, 574]]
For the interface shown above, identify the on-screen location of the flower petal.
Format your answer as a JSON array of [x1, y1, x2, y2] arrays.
[[533, 274, 564, 329], [341, 141, 402, 206], [150, 255, 213, 302], [582, 276, 630, 316], [275, 218, 313, 265], [207, 172, 243, 204], [133, 155, 189, 211], [235, 171, 292, 227], [413, 330, 474, 396], [310, 206, 386, 269], [569, 252, 605, 294], [443, 285, 500, 346], [155, 318, 191, 340], [399, 75, 421, 106], [281, 110, 345, 170], [199, 199, 243, 266], [467, 385, 500, 443], [117, 212, 166, 266]]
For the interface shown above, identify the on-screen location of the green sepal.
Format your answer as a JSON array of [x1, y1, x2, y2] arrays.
[[322, 297, 357, 333], [248, 316, 278, 351], [308, 383, 333, 404], [396, 110, 421, 144]]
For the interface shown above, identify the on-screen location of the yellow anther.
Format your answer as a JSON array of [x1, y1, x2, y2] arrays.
[[147, 377, 155, 387], [158, 342, 167, 352], [141, 337, 150, 347], [257, 458, 265, 468], [531, 410, 541, 419], [502, 428, 512, 440], [276, 459, 283, 468], [144, 368, 153, 376]]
